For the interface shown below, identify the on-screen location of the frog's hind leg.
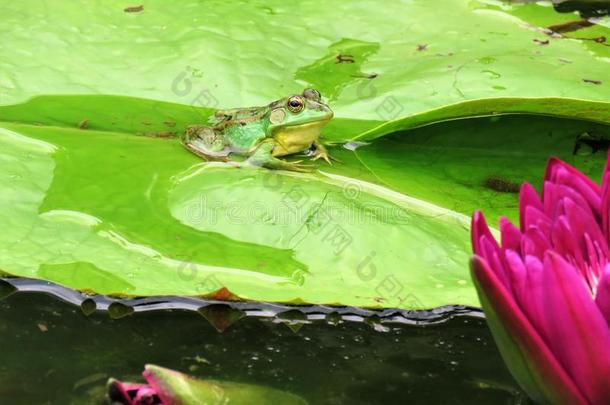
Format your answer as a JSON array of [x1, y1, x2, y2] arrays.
[[182, 125, 231, 161], [247, 140, 313, 172]]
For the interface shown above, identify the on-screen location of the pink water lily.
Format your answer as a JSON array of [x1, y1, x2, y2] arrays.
[[471, 155, 610, 405], [107, 364, 308, 404], [108, 374, 163, 405]]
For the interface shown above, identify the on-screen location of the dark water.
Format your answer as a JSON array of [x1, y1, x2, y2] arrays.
[[0, 290, 527, 404]]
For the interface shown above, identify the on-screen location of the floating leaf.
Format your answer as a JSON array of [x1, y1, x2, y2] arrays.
[[1, 0, 609, 309], [0, 123, 475, 308], [0, 0, 608, 142]]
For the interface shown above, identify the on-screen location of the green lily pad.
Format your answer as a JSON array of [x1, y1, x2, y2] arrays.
[[328, 115, 610, 227], [1, 1, 609, 309], [0, 0, 609, 142], [3, 115, 606, 308], [0, 122, 476, 308]]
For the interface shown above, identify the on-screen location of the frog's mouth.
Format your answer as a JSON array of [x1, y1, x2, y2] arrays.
[[272, 119, 332, 157]]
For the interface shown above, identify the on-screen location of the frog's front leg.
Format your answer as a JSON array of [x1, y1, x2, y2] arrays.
[[247, 140, 313, 172], [311, 140, 337, 165]]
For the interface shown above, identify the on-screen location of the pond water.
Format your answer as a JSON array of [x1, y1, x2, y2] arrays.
[[0, 291, 527, 404]]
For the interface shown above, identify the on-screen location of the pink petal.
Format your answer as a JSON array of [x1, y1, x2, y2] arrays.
[[583, 233, 605, 291], [601, 168, 610, 243], [563, 197, 608, 257], [521, 227, 551, 260], [544, 158, 601, 217], [541, 252, 610, 404], [595, 265, 610, 327], [481, 237, 511, 291], [522, 204, 552, 239], [107, 380, 158, 405], [550, 216, 586, 275], [472, 211, 497, 255], [472, 211, 512, 289], [543, 182, 596, 223], [470, 256, 587, 405], [563, 196, 609, 287], [523, 255, 547, 340], [504, 250, 527, 310], [500, 217, 521, 253], [519, 183, 543, 233]]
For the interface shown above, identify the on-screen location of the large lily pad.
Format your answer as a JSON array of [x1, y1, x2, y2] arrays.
[[1, 114, 607, 309], [0, 0, 609, 141], [328, 115, 610, 227], [1, 0, 609, 309], [0, 123, 475, 308]]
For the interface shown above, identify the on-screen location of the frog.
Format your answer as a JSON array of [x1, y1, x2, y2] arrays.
[[182, 88, 334, 172]]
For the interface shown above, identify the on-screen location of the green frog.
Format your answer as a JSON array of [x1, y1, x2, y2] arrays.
[[182, 88, 334, 172]]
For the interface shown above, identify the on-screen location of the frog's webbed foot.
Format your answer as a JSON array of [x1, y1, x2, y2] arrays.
[[247, 141, 314, 172], [311, 141, 340, 165], [276, 160, 315, 173]]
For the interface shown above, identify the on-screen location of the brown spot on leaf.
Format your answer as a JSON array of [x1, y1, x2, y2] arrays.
[[163, 120, 176, 127], [350, 73, 378, 79], [417, 44, 428, 51], [483, 176, 520, 193], [140, 131, 176, 138], [77, 119, 89, 129], [583, 78, 602, 85], [533, 38, 550, 45], [547, 19, 593, 34], [205, 287, 240, 301], [335, 54, 355, 64], [124, 5, 143, 13]]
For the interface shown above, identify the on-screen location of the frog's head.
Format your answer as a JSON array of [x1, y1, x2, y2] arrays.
[[265, 89, 333, 143]]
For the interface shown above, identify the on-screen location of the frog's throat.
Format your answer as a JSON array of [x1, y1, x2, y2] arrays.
[[271, 120, 330, 157]]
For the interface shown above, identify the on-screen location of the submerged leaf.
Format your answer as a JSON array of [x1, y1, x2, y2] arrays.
[[108, 364, 308, 405]]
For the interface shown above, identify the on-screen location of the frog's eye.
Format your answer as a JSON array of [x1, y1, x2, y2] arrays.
[[302, 88, 321, 102], [287, 96, 305, 113]]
